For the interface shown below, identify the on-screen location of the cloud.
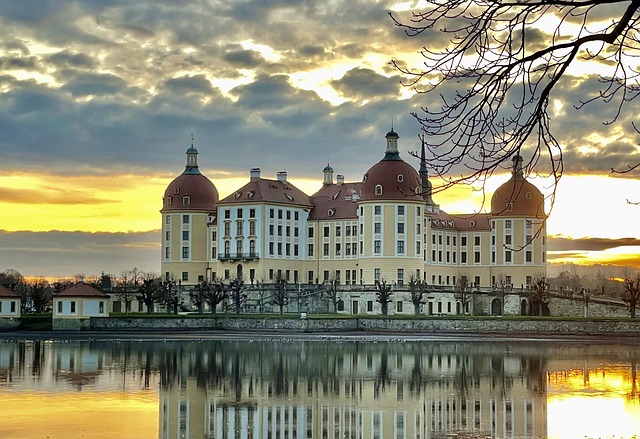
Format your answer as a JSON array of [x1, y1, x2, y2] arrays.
[[0, 187, 112, 205], [548, 236, 640, 252], [331, 68, 402, 101], [0, 230, 161, 277]]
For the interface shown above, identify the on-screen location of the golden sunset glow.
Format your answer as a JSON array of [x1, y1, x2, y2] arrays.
[[0, 391, 158, 439], [547, 367, 640, 438]]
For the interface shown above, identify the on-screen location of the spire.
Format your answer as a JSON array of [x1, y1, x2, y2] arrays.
[[323, 162, 334, 185], [383, 127, 400, 160], [419, 136, 435, 205], [512, 154, 524, 180], [184, 134, 201, 175]]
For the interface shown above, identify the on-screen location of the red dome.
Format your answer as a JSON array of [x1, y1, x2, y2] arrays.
[[361, 159, 423, 202], [491, 157, 545, 217], [162, 173, 218, 212], [161, 146, 218, 212]]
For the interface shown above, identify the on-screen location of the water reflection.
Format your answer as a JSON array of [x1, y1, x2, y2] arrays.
[[0, 338, 639, 439]]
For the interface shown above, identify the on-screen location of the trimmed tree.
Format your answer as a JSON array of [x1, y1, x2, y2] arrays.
[[228, 277, 246, 315], [325, 277, 341, 314], [272, 273, 288, 315], [454, 275, 472, 316], [375, 279, 393, 316], [530, 275, 550, 316], [408, 275, 426, 315], [622, 277, 640, 318]]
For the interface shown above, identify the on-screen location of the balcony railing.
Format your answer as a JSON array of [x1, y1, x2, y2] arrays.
[[218, 252, 260, 261]]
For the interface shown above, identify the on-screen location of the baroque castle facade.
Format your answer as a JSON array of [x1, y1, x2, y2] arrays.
[[160, 129, 547, 315]]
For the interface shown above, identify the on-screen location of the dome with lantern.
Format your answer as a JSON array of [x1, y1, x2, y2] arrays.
[[360, 129, 423, 202], [162, 145, 218, 212], [490, 155, 545, 217]]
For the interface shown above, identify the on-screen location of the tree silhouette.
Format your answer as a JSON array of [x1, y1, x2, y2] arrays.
[[390, 0, 640, 203], [530, 275, 550, 316], [228, 277, 246, 315], [137, 272, 162, 314], [272, 273, 288, 315], [204, 280, 227, 314], [325, 277, 341, 314], [408, 275, 426, 315], [375, 279, 393, 316], [622, 276, 640, 318], [454, 275, 472, 315]]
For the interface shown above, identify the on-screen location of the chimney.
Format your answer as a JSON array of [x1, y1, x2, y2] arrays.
[[277, 171, 287, 182], [250, 168, 261, 181], [336, 174, 344, 185]]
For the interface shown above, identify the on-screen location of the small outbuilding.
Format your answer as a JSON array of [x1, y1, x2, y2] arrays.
[[53, 281, 110, 330], [0, 285, 21, 329]]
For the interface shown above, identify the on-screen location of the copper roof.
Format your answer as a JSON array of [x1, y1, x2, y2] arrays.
[[0, 285, 19, 298], [56, 282, 110, 298], [309, 182, 361, 220], [360, 159, 423, 202], [162, 172, 219, 212], [219, 178, 312, 207]]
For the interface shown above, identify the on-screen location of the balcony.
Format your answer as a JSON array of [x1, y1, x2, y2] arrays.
[[218, 252, 260, 261]]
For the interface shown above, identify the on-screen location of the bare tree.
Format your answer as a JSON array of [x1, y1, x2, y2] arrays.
[[272, 273, 288, 315], [325, 277, 341, 314], [228, 277, 246, 315], [205, 279, 227, 314], [622, 276, 640, 318], [454, 275, 472, 316], [255, 279, 268, 313], [408, 275, 426, 315], [190, 280, 208, 314], [0, 269, 28, 311], [137, 272, 162, 314], [116, 268, 140, 314], [28, 278, 51, 313], [161, 278, 181, 315], [375, 279, 393, 316], [530, 275, 550, 316], [390, 1, 640, 202]]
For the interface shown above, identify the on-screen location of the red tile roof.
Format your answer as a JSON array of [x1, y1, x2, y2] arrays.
[[0, 285, 20, 298], [309, 182, 361, 220], [429, 210, 492, 231], [56, 282, 110, 298], [219, 178, 312, 207]]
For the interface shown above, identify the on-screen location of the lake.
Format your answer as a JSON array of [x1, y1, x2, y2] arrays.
[[0, 333, 639, 438]]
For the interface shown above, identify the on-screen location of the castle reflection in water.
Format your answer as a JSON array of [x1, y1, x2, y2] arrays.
[[0, 337, 554, 438]]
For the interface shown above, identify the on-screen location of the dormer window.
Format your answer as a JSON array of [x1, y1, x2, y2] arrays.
[[166, 197, 172, 206], [397, 174, 404, 182], [328, 209, 335, 217], [234, 192, 241, 200], [173, 187, 180, 195], [526, 192, 532, 199], [182, 196, 190, 206], [375, 184, 383, 196], [507, 202, 513, 211]]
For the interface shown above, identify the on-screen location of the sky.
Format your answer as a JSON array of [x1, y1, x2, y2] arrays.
[[0, 0, 639, 278]]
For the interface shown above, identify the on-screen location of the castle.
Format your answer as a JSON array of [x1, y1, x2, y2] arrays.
[[160, 129, 547, 315]]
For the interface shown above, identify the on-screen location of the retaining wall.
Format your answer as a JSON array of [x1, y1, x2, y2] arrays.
[[89, 316, 640, 336]]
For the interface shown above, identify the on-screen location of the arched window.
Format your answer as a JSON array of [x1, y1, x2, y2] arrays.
[[236, 239, 243, 255], [375, 184, 383, 195], [224, 240, 230, 255]]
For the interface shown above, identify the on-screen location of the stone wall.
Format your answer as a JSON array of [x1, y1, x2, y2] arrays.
[[0, 318, 20, 330], [52, 318, 90, 331], [90, 315, 640, 336]]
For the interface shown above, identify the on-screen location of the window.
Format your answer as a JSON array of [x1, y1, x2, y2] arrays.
[[308, 271, 314, 283], [461, 251, 467, 263], [397, 268, 404, 286], [278, 225, 282, 235], [278, 209, 283, 219], [182, 215, 189, 224], [374, 240, 381, 253], [165, 247, 170, 258], [352, 225, 357, 235], [439, 235, 442, 245], [237, 208, 243, 218], [224, 240, 230, 254], [182, 196, 190, 205], [336, 226, 341, 236], [294, 227, 298, 237], [308, 244, 314, 257], [474, 251, 480, 263], [295, 211, 299, 220], [505, 235, 512, 245], [165, 215, 170, 224], [182, 231, 189, 240], [286, 210, 291, 220], [367, 301, 373, 312], [526, 219, 533, 229], [294, 244, 299, 256], [249, 221, 256, 235], [57, 301, 62, 313], [374, 222, 381, 233], [397, 300, 403, 312], [505, 220, 512, 228], [446, 236, 450, 245], [336, 243, 341, 256], [182, 247, 189, 258], [323, 270, 330, 281], [99, 301, 104, 314], [397, 174, 404, 182], [324, 244, 329, 256], [224, 210, 231, 219], [286, 226, 290, 236], [526, 250, 532, 263], [249, 208, 256, 218], [397, 223, 404, 234], [374, 268, 381, 281], [269, 209, 274, 218], [474, 236, 480, 246], [324, 226, 330, 237], [397, 240, 405, 254], [397, 206, 405, 215], [70, 301, 76, 313], [505, 251, 512, 263], [269, 242, 274, 255], [269, 224, 274, 235], [374, 205, 381, 215], [224, 222, 231, 236], [375, 184, 383, 195], [277, 242, 282, 255], [461, 236, 467, 246], [237, 240, 243, 254], [308, 227, 314, 238], [286, 243, 290, 256]]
